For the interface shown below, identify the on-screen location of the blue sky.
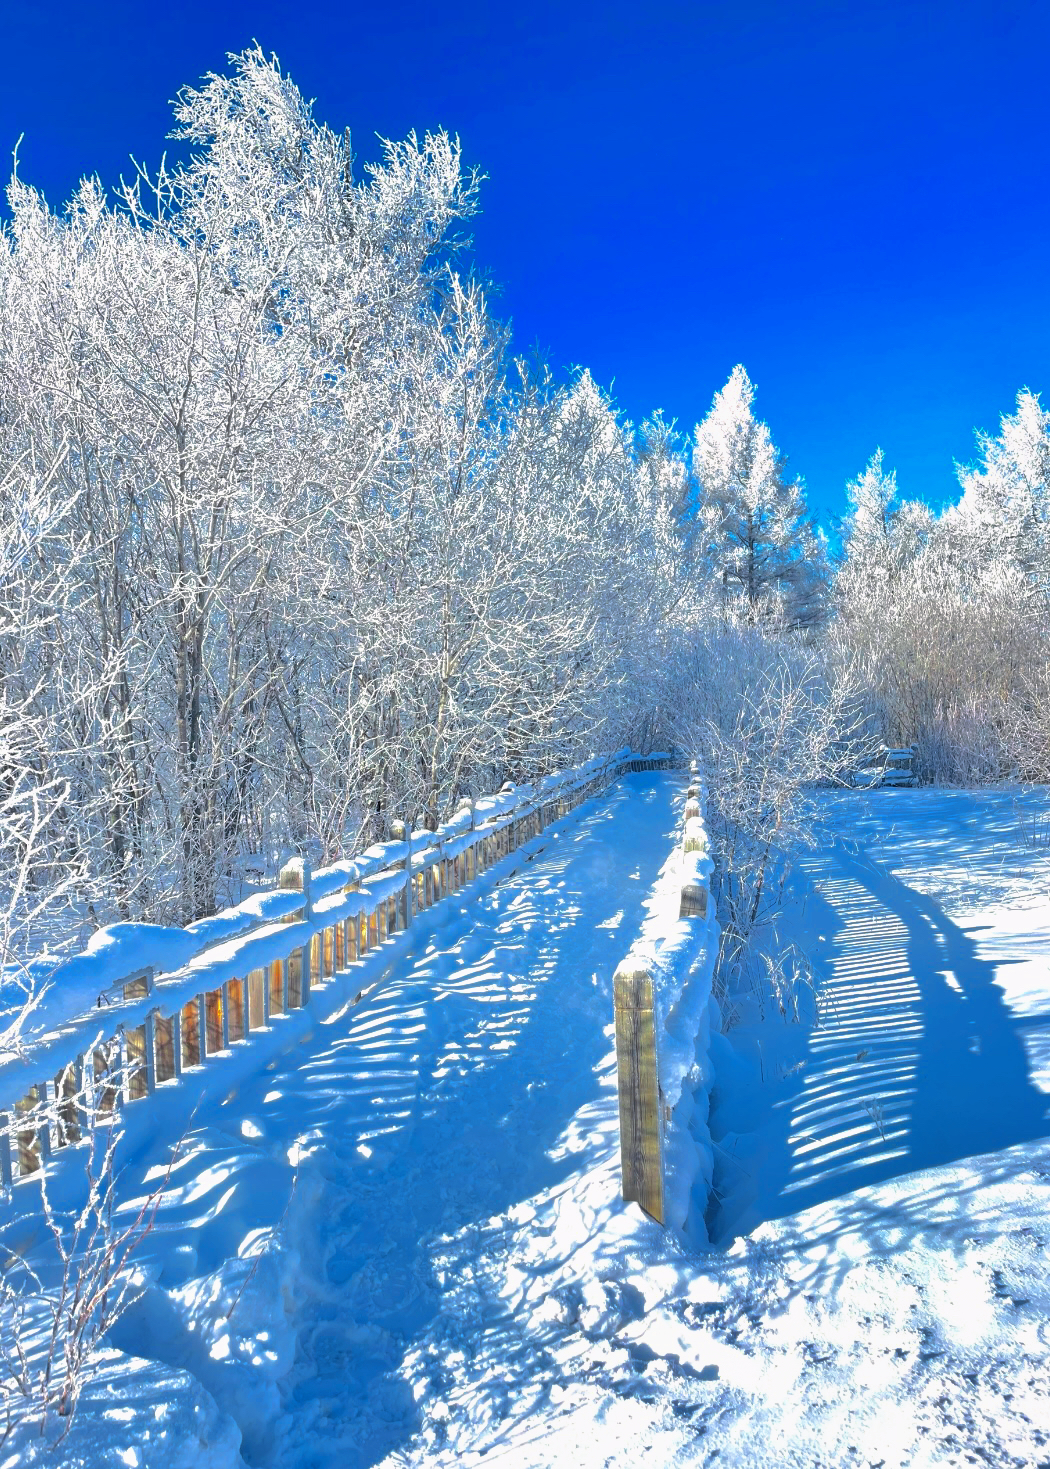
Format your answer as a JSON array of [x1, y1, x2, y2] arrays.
[[4, 0, 1048, 523]]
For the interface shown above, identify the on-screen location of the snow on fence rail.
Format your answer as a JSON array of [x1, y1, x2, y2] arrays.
[[0, 750, 675, 1190], [613, 759, 718, 1232]]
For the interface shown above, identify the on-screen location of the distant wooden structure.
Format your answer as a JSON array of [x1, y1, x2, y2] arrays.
[[880, 746, 917, 787]]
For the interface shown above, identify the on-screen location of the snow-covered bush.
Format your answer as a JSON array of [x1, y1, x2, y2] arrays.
[[0, 1111, 176, 1450], [834, 420, 1050, 786], [667, 622, 866, 1007]]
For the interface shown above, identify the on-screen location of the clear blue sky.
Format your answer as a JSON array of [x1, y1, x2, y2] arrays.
[[4, 0, 1048, 524]]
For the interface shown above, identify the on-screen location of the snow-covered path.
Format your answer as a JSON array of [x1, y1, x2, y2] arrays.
[[106, 770, 684, 1467], [24, 782, 1050, 1469], [270, 770, 679, 1464]]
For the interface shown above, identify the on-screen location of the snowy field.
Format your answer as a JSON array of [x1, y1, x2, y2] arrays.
[[7, 776, 1050, 1468]]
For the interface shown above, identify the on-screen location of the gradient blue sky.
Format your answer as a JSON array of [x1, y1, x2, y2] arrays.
[[3, 1, 1048, 523]]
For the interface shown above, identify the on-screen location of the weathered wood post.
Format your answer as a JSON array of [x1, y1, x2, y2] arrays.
[[613, 962, 664, 1224], [680, 877, 708, 919], [390, 819, 411, 928], [279, 857, 313, 1005], [683, 817, 707, 856], [0, 1116, 12, 1186], [279, 856, 312, 916], [681, 810, 709, 918]]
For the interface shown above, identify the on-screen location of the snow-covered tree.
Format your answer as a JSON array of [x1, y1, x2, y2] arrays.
[[956, 387, 1050, 591], [838, 449, 933, 590], [690, 365, 826, 627], [0, 46, 696, 933], [831, 417, 1050, 784]]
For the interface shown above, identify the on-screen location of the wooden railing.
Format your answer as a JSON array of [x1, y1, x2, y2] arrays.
[[613, 760, 713, 1226], [0, 750, 675, 1189]]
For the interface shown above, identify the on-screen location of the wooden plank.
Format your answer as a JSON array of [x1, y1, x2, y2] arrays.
[[154, 1014, 177, 1082], [204, 989, 224, 1054], [248, 968, 266, 1030], [93, 1042, 120, 1113], [179, 1005, 198, 1069], [144, 1013, 158, 1092], [226, 980, 245, 1044], [0, 1114, 12, 1186], [302, 938, 312, 1003], [613, 965, 664, 1224], [15, 1085, 43, 1176], [680, 881, 708, 919], [54, 1058, 83, 1145], [287, 949, 304, 1008]]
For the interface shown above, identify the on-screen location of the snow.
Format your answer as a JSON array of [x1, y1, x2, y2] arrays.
[[2, 924, 199, 1061], [5, 777, 1050, 1467], [612, 783, 718, 1236]]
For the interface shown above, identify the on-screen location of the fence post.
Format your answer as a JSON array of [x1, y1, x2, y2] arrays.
[[0, 1116, 11, 1186], [279, 857, 312, 1004], [279, 856, 313, 920], [390, 819, 411, 927], [679, 879, 708, 919], [683, 819, 707, 856], [613, 963, 664, 1224]]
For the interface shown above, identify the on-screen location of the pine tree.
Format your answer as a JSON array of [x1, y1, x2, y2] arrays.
[[690, 365, 826, 627], [839, 448, 930, 588], [956, 388, 1050, 591]]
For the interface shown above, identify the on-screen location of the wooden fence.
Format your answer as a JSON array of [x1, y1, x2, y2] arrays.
[[1, 750, 675, 1191], [613, 760, 711, 1225]]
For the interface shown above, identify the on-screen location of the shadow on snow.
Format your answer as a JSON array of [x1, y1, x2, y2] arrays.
[[714, 836, 1049, 1236]]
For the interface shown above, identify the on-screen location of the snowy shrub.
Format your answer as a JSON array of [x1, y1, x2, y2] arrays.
[[0, 1110, 177, 1449], [668, 622, 866, 1009], [833, 427, 1050, 786]]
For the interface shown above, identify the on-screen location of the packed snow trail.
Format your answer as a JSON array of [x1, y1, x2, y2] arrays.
[[105, 769, 685, 1467], [269, 770, 679, 1463]]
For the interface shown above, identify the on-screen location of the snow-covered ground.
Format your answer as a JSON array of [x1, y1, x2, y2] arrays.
[[6, 778, 1050, 1467]]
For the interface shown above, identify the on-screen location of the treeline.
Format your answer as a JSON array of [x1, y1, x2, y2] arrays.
[[1, 47, 1046, 949], [0, 50, 695, 931], [834, 403, 1050, 785]]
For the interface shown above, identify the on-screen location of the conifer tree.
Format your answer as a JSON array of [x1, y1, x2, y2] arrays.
[[690, 365, 826, 627]]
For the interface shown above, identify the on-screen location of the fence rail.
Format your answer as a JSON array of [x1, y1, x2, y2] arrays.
[[1, 749, 675, 1190], [612, 760, 713, 1226]]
